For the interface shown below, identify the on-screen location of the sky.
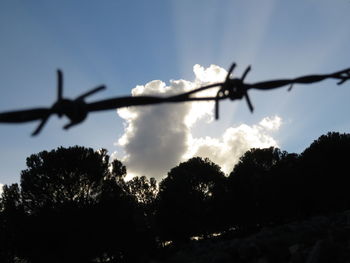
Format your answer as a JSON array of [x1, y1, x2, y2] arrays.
[[1, 0, 350, 185]]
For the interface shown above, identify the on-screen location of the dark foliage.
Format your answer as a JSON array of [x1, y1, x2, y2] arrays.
[[155, 157, 227, 243], [1, 132, 350, 261], [1, 146, 154, 262], [0, 184, 25, 262], [299, 132, 350, 214], [20, 147, 110, 213], [126, 175, 158, 225], [227, 147, 288, 227]]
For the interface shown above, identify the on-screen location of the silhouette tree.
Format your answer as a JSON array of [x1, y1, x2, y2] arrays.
[[1, 184, 23, 213], [124, 176, 159, 257], [126, 175, 158, 225], [20, 146, 111, 213], [268, 152, 302, 222], [156, 157, 227, 243], [3, 132, 350, 261], [227, 147, 288, 227], [299, 132, 350, 214], [127, 176, 158, 206], [0, 184, 26, 262], [10, 146, 151, 262]]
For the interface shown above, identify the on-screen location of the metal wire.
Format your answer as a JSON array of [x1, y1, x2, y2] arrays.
[[1, 63, 349, 136]]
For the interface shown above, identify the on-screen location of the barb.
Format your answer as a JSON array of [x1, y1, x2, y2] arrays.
[[0, 63, 349, 136], [214, 63, 253, 119], [207, 64, 350, 119]]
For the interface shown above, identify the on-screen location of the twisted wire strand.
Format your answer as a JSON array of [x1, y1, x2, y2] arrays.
[[1, 63, 349, 136]]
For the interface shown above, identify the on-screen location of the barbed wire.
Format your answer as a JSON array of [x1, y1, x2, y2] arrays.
[[0, 63, 349, 136]]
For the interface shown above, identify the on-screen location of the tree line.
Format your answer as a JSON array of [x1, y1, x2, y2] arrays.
[[1, 131, 350, 262]]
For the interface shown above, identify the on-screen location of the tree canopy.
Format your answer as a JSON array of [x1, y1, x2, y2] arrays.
[[1, 146, 153, 262], [156, 157, 226, 242], [1, 132, 350, 261]]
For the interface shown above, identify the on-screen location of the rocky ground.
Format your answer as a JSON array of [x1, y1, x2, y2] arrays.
[[157, 210, 350, 263]]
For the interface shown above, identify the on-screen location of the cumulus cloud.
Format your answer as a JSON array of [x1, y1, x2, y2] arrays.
[[115, 65, 282, 180], [116, 79, 193, 179], [184, 117, 280, 174], [259, 116, 282, 131]]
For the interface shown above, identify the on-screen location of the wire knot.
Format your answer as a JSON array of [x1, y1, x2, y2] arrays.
[[215, 64, 254, 119]]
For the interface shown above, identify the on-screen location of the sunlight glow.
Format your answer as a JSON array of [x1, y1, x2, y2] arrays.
[[115, 64, 282, 179]]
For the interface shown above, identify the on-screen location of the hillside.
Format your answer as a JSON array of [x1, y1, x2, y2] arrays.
[[158, 210, 350, 263]]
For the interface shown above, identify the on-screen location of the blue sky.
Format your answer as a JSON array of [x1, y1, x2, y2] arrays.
[[1, 0, 350, 184]]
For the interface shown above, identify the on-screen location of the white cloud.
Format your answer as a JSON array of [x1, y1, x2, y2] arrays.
[[115, 65, 282, 180], [116, 79, 193, 179], [259, 116, 282, 131], [0, 184, 3, 196], [184, 118, 280, 174]]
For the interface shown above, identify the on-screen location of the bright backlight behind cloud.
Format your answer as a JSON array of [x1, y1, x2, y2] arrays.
[[116, 65, 282, 180], [185, 116, 281, 174]]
